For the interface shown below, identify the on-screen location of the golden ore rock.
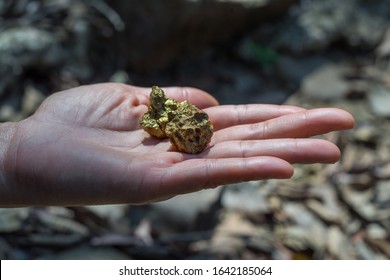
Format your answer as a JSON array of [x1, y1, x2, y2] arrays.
[[140, 86, 213, 154]]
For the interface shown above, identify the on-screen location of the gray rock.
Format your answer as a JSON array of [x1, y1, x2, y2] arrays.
[[339, 184, 378, 221], [149, 187, 222, 231], [221, 181, 269, 213], [0, 208, 28, 232], [354, 239, 387, 260], [0, 26, 63, 100], [255, 0, 388, 53], [301, 63, 350, 101], [85, 205, 128, 224], [376, 27, 390, 58], [366, 223, 388, 240], [283, 202, 328, 250], [327, 226, 356, 259], [275, 54, 329, 86], [0, 27, 61, 71], [374, 180, 390, 208], [109, 0, 296, 71], [368, 84, 390, 117]]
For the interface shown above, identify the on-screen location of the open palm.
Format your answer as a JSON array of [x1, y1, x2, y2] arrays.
[[2, 83, 354, 206]]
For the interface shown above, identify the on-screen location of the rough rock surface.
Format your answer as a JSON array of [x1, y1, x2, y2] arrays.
[[109, 0, 297, 71], [252, 0, 390, 53]]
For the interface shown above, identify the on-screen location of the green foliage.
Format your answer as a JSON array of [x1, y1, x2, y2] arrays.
[[245, 40, 279, 67]]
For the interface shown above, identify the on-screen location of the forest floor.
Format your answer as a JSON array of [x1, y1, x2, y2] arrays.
[[1, 0, 390, 259]]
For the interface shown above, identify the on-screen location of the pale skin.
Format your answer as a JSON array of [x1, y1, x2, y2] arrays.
[[0, 83, 355, 207]]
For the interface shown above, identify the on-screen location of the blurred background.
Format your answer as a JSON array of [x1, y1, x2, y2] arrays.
[[1, 0, 390, 259]]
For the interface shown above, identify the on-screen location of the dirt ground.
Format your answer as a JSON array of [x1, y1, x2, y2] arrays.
[[1, 0, 390, 259]]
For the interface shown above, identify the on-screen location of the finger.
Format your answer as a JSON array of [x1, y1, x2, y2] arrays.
[[203, 139, 341, 164], [205, 104, 306, 130], [154, 156, 293, 199], [214, 108, 355, 142]]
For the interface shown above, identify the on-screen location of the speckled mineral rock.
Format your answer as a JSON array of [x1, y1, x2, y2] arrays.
[[140, 86, 213, 154]]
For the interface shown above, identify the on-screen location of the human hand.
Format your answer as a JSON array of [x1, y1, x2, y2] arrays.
[[0, 83, 354, 206]]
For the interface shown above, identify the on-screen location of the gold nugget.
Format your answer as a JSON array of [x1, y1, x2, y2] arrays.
[[140, 86, 213, 154]]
